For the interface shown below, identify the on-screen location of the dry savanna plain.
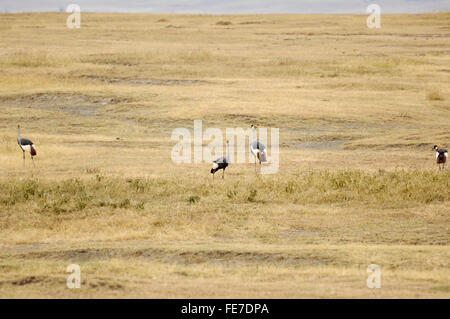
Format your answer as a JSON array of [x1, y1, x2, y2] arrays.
[[0, 12, 449, 298]]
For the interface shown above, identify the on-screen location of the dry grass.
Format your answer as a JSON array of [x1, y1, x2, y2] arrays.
[[216, 20, 232, 25], [427, 89, 445, 101], [0, 12, 449, 298]]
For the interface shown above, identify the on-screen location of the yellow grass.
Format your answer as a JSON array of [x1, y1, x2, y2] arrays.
[[0, 12, 449, 298]]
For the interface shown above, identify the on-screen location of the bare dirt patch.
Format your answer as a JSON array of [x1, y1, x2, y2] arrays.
[[281, 230, 322, 237], [0, 275, 66, 288], [81, 75, 210, 86], [0, 93, 130, 117], [11, 276, 44, 286], [292, 141, 345, 151], [9, 247, 347, 267]]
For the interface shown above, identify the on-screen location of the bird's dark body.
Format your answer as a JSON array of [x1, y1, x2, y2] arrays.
[[18, 138, 33, 146], [211, 157, 228, 174], [18, 138, 37, 156], [437, 151, 447, 164]]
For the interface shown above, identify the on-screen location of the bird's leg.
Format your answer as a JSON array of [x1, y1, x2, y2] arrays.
[[31, 156, 35, 167], [254, 158, 257, 173], [22, 151, 25, 166], [213, 172, 215, 180], [222, 169, 225, 179]]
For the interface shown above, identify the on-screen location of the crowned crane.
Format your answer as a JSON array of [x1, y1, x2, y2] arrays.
[[17, 124, 37, 165], [211, 140, 230, 179], [433, 145, 448, 170], [250, 124, 267, 173]]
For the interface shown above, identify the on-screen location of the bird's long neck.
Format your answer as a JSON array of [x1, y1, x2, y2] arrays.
[[17, 127, 21, 142], [251, 127, 257, 143], [226, 142, 230, 161]]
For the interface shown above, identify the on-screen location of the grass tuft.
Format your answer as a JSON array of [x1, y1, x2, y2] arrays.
[[216, 21, 232, 25], [427, 89, 444, 101]]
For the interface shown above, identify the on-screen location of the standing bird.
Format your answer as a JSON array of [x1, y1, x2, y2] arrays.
[[17, 124, 37, 165], [433, 145, 448, 170], [250, 124, 267, 172], [211, 140, 230, 179]]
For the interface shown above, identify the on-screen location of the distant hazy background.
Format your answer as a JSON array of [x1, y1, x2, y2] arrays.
[[1, 0, 449, 14]]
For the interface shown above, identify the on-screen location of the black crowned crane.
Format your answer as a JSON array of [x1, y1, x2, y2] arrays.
[[433, 145, 448, 170], [250, 124, 267, 172], [211, 140, 230, 179], [17, 124, 37, 165]]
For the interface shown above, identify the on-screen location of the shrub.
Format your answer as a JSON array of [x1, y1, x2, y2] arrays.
[[188, 195, 200, 204], [247, 189, 257, 202]]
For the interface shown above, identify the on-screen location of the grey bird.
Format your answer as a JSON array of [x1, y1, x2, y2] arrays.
[[211, 140, 230, 179], [250, 124, 267, 172], [17, 124, 37, 165]]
